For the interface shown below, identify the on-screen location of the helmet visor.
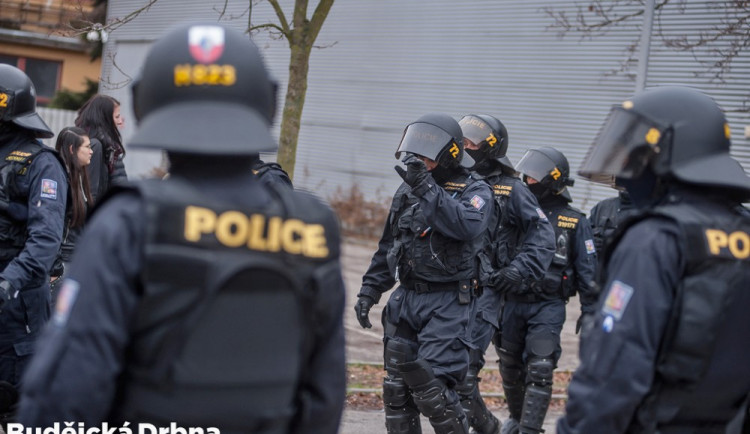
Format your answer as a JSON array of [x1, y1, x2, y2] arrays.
[[516, 149, 557, 183], [459, 115, 496, 148], [395, 122, 454, 161], [578, 106, 665, 185]]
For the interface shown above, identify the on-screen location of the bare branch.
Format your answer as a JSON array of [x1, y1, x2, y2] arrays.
[[214, 0, 229, 20], [99, 51, 133, 90], [266, 0, 291, 35], [248, 22, 288, 40], [104, 0, 160, 33], [308, 0, 335, 44]]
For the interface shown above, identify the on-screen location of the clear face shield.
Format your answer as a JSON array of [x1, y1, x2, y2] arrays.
[[516, 149, 557, 184], [395, 122, 473, 168], [459, 116, 496, 149], [578, 105, 667, 186]]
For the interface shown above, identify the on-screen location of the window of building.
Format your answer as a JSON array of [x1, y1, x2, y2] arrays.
[[0, 55, 61, 106]]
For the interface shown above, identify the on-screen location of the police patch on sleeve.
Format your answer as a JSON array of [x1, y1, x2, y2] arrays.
[[601, 280, 634, 321], [40, 179, 58, 199], [470, 195, 486, 210], [536, 208, 548, 221], [585, 239, 596, 254], [53, 279, 80, 326]]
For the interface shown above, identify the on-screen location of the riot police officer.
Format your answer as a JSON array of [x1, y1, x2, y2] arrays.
[[588, 184, 637, 271], [456, 114, 555, 434], [17, 23, 346, 433], [0, 65, 68, 407], [557, 87, 750, 433], [252, 158, 293, 188], [501, 147, 597, 434], [355, 113, 494, 434]]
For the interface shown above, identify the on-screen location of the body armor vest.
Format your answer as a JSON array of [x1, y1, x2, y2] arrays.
[[533, 204, 585, 300], [624, 202, 750, 432], [488, 173, 522, 266], [386, 174, 483, 284], [0, 140, 46, 261], [474, 172, 521, 287], [112, 178, 336, 433]]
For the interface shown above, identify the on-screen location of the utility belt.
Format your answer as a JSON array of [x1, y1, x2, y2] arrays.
[[505, 280, 564, 304], [505, 292, 547, 304], [402, 278, 479, 304]]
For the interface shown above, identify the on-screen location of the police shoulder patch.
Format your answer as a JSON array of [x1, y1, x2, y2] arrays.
[[585, 239, 596, 254], [53, 279, 80, 326], [470, 195, 486, 210], [536, 208, 548, 221], [601, 280, 634, 321], [40, 179, 58, 199]]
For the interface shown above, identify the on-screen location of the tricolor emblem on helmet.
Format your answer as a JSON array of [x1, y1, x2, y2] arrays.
[[189, 26, 225, 64]]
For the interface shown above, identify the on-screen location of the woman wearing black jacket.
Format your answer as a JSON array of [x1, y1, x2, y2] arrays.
[[75, 94, 128, 201]]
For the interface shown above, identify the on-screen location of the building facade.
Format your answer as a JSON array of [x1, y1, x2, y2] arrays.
[[102, 0, 750, 213], [0, 0, 102, 106]]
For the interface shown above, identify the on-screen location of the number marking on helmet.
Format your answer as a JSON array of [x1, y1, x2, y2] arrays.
[[449, 142, 460, 158], [0, 92, 8, 108], [486, 133, 497, 147], [174, 64, 237, 87], [550, 167, 561, 180]]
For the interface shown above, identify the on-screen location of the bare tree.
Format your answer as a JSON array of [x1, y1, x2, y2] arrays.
[[248, 0, 335, 180], [544, 0, 750, 111]]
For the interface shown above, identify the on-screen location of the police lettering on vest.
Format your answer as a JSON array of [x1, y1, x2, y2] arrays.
[[704, 228, 750, 260], [184, 205, 329, 258]]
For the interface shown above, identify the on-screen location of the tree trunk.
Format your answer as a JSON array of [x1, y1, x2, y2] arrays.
[[277, 42, 311, 180]]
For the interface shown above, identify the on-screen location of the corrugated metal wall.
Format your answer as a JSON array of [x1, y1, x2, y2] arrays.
[[102, 0, 749, 213], [37, 107, 77, 148]]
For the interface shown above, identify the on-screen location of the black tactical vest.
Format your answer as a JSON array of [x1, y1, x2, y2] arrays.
[[0, 140, 46, 261], [535, 204, 586, 300], [473, 172, 521, 286], [112, 178, 337, 433], [386, 174, 484, 283], [625, 202, 750, 432]]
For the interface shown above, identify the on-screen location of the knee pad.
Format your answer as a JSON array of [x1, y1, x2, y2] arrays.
[[526, 357, 554, 387], [400, 359, 448, 419], [383, 376, 411, 408], [384, 339, 416, 376]]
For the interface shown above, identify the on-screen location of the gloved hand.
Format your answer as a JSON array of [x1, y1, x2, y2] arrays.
[[492, 265, 524, 293], [354, 295, 376, 329], [576, 307, 595, 334], [0, 280, 17, 307], [394, 154, 431, 193]]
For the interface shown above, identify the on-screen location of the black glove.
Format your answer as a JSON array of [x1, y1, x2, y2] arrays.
[[394, 154, 431, 192], [576, 307, 595, 334], [354, 295, 375, 329], [492, 265, 524, 293]]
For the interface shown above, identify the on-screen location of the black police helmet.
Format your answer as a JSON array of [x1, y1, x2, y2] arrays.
[[395, 113, 474, 170], [579, 86, 750, 197], [459, 114, 513, 171], [516, 146, 574, 201], [129, 22, 278, 155], [0, 64, 53, 138]]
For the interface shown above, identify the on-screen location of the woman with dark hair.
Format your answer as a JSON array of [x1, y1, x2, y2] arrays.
[[75, 94, 128, 201], [49, 126, 94, 304]]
